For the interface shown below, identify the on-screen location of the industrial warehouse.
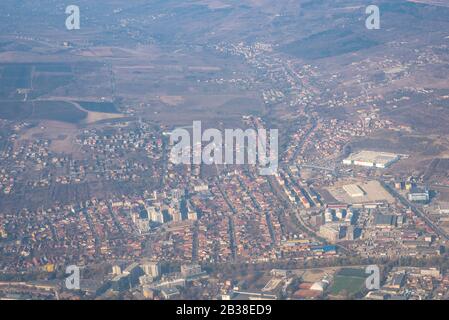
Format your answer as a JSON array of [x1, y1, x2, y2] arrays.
[[343, 150, 400, 169]]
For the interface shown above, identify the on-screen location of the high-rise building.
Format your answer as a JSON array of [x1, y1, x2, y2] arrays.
[[112, 265, 122, 275], [141, 261, 161, 278]]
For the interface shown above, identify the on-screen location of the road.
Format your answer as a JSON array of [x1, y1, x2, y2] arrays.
[[432, 184, 449, 191], [215, 180, 238, 261], [291, 120, 317, 161]]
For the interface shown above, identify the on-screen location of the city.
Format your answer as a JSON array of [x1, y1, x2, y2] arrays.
[[0, 0, 449, 306]]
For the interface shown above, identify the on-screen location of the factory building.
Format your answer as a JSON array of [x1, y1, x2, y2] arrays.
[[343, 150, 400, 169], [343, 184, 366, 198]]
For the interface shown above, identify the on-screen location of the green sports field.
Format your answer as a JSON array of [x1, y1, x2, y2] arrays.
[[329, 268, 366, 296]]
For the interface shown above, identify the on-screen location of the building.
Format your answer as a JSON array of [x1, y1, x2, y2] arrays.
[[187, 210, 198, 221], [324, 209, 334, 223], [180, 264, 202, 277], [112, 265, 122, 276], [420, 268, 440, 278], [343, 184, 366, 198], [311, 245, 337, 254], [310, 279, 329, 292], [408, 188, 430, 203], [142, 285, 155, 299], [439, 203, 449, 214], [171, 189, 184, 200], [385, 273, 406, 290], [232, 290, 277, 300], [346, 225, 355, 240], [193, 184, 209, 192], [148, 206, 164, 224], [374, 214, 397, 228], [139, 275, 154, 285], [343, 150, 399, 169], [136, 218, 149, 233], [365, 291, 390, 300], [319, 224, 341, 243], [335, 209, 345, 220], [0, 227, 7, 239], [161, 287, 180, 300], [152, 276, 186, 289], [141, 261, 161, 278], [345, 210, 354, 224], [170, 208, 182, 222], [270, 269, 292, 278]]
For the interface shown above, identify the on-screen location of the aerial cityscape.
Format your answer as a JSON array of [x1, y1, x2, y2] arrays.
[[1, 0, 449, 303]]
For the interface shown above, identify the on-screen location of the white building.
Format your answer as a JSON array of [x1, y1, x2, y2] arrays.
[[343, 150, 400, 169], [343, 184, 366, 198]]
